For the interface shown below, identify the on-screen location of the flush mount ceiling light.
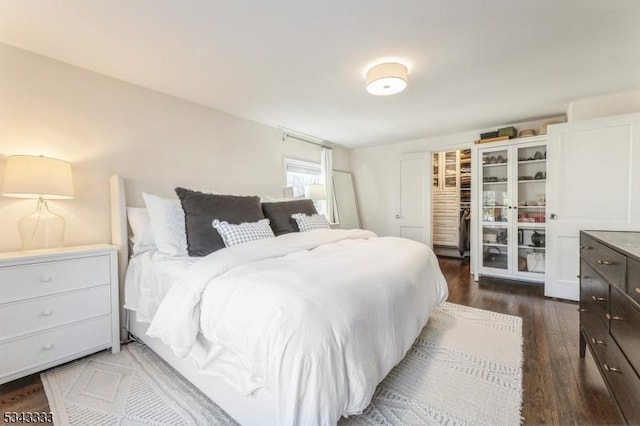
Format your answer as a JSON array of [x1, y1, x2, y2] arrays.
[[366, 62, 408, 96]]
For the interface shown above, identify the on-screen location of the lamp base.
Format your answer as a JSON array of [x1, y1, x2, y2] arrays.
[[18, 199, 66, 250]]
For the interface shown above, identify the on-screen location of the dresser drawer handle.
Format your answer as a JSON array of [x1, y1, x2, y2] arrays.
[[591, 296, 606, 302], [603, 364, 622, 373], [597, 260, 615, 266], [43, 344, 54, 350], [606, 314, 624, 321], [580, 246, 593, 250], [590, 337, 606, 346], [41, 309, 53, 317], [40, 276, 52, 283]]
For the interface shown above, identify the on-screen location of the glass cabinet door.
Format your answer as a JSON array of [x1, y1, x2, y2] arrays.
[[444, 151, 458, 188], [432, 152, 440, 188], [515, 144, 547, 275], [480, 147, 510, 270]]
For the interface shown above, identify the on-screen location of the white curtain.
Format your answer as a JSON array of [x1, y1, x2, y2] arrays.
[[321, 147, 334, 223]]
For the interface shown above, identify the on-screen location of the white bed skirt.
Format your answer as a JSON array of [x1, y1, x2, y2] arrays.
[[127, 310, 278, 426]]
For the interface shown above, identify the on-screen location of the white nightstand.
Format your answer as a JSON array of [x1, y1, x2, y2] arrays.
[[0, 244, 120, 385]]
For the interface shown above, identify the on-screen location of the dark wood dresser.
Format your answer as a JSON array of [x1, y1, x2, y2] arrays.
[[579, 230, 640, 424]]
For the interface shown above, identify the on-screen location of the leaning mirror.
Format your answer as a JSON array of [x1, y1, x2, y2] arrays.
[[332, 170, 361, 229]]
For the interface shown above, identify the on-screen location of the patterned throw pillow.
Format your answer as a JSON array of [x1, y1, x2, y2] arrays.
[[212, 219, 275, 247], [291, 213, 331, 232]]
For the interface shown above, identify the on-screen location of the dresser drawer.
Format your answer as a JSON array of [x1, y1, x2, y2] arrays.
[[610, 288, 640, 376], [581, 308, 609, 353], [581, 235, 626, 289], [580, 261, 609, 327], [0, 255, 110, 304], [592, 329, 640, 425], [0, 286, 111, 341], [0, 315, 112, 382], [628, 258, 640, 306]]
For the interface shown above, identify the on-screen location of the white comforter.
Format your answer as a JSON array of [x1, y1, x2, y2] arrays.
[[147, 229, 448, 425]]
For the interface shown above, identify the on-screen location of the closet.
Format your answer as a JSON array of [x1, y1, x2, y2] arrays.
[[432, 149, 471, 257]]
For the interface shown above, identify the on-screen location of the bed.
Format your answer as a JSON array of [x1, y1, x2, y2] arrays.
[[109, 174, 448, 426]]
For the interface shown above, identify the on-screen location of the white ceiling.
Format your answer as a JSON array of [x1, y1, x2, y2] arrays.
[[0, 1, 639, 148]]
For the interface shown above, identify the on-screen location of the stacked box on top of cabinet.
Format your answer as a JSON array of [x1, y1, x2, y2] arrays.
[[579, 230, 640, 424], [0, 245, 120, 384]]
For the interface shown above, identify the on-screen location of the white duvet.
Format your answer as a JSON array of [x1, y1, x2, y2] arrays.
[[147, 229, 448, 425]]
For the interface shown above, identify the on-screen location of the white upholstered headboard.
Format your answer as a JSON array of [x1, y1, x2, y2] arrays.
[[109, 174, 225, 285]]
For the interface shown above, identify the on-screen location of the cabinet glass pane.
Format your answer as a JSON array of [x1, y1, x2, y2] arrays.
[[432, 152, 439, 188], [516, 227, 545, 273], [444, 151, 457, 188], [517, 144, 546, 224], [460, 149, 471, 205], [482, 148, 509, 221], [482, 225, 509, 270]]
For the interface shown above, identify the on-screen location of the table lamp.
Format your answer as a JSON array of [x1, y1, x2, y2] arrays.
[[304, 184, 326, 214], [2, 155, 74, 250]]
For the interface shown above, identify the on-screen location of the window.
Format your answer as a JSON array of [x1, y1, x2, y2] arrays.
[[284, 158, 325, 214]]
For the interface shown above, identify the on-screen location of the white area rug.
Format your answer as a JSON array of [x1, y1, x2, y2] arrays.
[[42, 302, 522, 425]]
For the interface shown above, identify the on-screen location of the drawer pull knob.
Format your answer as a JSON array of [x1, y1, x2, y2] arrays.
[[42, 309, 53, 316], [43, 344, 54, 350], [40, 276, 52, 283], [597, 260, 614, 266], [591, 296, 606, 302], [580, 246, 593, 250], [578, 308, 587, 312], [590, 337, 606, 346], [635, 287, 640, 294], [606, 314, 624, 321], [603, 364, 622, 373]]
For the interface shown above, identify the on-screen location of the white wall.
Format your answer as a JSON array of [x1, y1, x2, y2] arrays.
[[350, 117, 563, 237], [0, 43, 350, 252], [567, 88, 640, 122]]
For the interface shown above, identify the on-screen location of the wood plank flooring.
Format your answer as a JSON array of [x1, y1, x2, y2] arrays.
[[0, 257, 624, 424]]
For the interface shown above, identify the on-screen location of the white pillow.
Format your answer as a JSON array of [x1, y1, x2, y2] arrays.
[[291, 213, 331, 232], [127, 207, 156, 254], [212, 219, 275, 247], [142, 192, 188, 257]]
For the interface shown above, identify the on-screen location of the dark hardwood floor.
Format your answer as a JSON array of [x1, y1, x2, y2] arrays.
[[0, 257, 624, 425]]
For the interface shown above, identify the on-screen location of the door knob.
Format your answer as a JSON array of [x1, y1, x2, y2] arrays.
[[549, 213, 558, 220], [394, 214, 401, 219]]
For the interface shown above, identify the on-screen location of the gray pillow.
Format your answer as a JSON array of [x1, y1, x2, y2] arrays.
[[261, 199, 317, 236], [175, 187, 265, 256]]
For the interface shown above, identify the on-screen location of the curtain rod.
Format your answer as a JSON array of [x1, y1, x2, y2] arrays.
[[281, 130, 332, 150]]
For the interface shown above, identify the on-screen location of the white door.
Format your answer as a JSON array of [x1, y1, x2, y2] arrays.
[[395, 153, 431, 245], [545, 113, 640, 300]]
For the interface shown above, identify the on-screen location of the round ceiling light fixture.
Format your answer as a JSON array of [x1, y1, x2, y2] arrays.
[[366, 62, 408, 96]]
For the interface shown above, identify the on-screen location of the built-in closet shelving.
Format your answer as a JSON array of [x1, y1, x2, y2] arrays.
[[432, 149, 471, 257]]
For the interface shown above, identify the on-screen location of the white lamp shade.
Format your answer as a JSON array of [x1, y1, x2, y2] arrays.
[[304, 184, 326, 201], [2, 155, 74, 199], [366, 62, 408, 96]]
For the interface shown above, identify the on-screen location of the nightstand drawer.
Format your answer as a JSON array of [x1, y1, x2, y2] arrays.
[[0, 286, 111, 341], [0, 315, 111, 382], [0, 255, 110, 304]]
